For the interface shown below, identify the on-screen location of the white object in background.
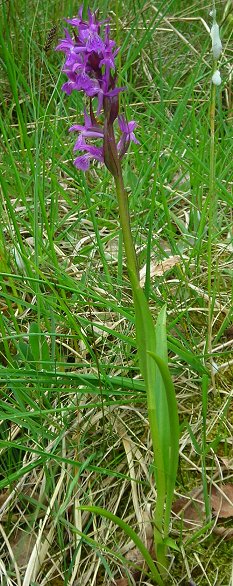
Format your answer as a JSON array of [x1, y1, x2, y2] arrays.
[[212, 70, 222, 86], [14, 247, 26, 272]]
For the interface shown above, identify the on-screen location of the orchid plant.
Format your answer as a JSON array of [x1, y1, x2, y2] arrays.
[[56, 6, 179, 583]]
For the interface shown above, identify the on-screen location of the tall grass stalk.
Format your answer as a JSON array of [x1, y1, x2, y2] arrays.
[[201, 373, 211, 521], [207, 69, 217, 387], [207, 4, 222, 388]]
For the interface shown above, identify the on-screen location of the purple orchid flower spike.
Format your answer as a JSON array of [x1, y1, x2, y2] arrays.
[[56, 6, 138, 174]]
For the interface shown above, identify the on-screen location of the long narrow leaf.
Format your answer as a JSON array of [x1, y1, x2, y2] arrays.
[[79, 505, 164, 585], [148, 352, 179, 538], [155, 306, 170, 481], [129, 270, 166, 567]]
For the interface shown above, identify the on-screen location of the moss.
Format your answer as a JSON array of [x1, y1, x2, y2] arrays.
[[170, 536, 233, 585]]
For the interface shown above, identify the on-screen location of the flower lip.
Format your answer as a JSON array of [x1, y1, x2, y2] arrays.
[[73, 142, 104, 170]]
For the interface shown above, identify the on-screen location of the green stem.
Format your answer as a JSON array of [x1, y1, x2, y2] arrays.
[[114, 171, 139, 285]]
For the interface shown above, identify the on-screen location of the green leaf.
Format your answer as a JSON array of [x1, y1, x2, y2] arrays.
[[168, 337, 206, 374], [163, 537, 180, 552], [29, 322, 41, 364], [148, 351, 179, 539], [130, 272, 165, 480], [186, 422, 201, 455], [155, 306, 170, 483], [78, 505, 164, 585], [129, 271, 167, 568]]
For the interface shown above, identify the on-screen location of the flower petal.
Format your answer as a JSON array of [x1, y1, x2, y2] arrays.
[[74, 154, 91, 170]]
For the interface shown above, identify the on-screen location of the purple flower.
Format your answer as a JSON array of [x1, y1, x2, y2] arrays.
[[65, 5, 84, 28], [56, 28, 75, 54], [56, 7, 120, 106], [74, 143, 104, 171], [117, 116, 139, 158], [80, 29, 106, 54], [66, 6, 106, 33], [118, 116, 139, 144], [69, 108, 104, 170], [61, 71, 79, 95], [56, 7, 138, 174], [69, 109, 104, 148], [66, 7, 106, 54], [99, 26, 119, 87], [61, 71, 100, 96]]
